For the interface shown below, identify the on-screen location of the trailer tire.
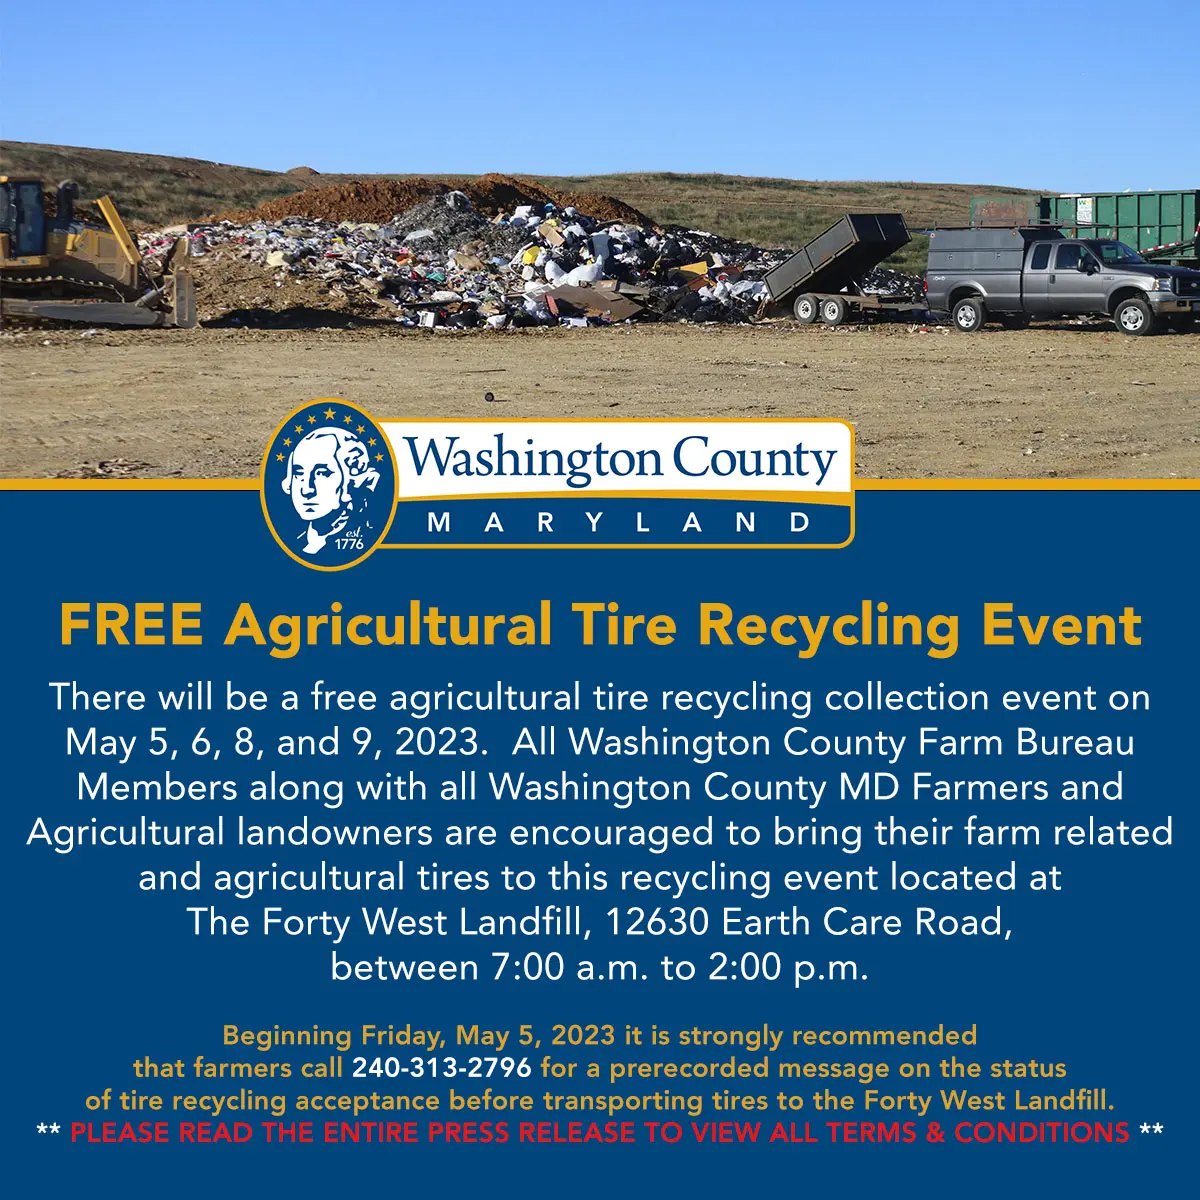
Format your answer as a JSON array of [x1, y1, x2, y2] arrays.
[[793, 293, 820, 324], [952, 296, 986, 333], [1114, 297, 1154, 336], [820, 296, 848, 326]]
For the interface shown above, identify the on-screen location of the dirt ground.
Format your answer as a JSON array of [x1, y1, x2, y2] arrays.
[[1, 320, 1197, 479]]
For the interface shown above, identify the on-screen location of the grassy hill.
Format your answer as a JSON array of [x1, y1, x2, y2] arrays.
[[1, 142, 301, 227], [1, 141, 1041, 272]]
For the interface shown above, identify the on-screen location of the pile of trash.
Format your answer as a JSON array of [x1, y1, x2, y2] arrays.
[[140, 188, 923, 330], [218, 175, 652, 229], [859, 263, 925, 302]]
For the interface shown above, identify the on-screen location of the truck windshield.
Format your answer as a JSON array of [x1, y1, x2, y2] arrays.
[[1087, 240, 1145, 265]]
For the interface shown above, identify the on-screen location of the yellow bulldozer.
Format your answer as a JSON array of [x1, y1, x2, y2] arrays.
[[0, 178, 196, 328]]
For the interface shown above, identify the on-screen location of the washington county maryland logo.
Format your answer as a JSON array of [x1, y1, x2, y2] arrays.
[[260, 399, 398, 570]]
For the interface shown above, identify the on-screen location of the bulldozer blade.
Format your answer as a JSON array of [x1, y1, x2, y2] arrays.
[[168, 269, 197, 329], [1, 298, 165, 326], [165, 236, 190, 272]]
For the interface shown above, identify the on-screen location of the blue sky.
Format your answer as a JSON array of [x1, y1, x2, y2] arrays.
[[2, 0, 1196, 191]]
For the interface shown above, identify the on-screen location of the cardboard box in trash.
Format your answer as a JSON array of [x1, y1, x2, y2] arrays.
[[545, 281, 647, 321]]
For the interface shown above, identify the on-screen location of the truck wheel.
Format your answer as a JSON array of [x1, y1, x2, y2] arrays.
[[1114, 297, 1155, 336], [820, 297, 848, 326], [952, 297, 986, 332], [793, 293, 820, 324]]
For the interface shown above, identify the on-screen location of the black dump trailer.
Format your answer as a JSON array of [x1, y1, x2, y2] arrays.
[[764, 213, 920, 325]]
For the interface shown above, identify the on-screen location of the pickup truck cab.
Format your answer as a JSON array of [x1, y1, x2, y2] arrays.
[[925, 226, 1200, 335]]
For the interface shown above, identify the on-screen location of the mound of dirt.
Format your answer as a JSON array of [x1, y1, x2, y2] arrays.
[[217, 174, 655, 228], [552, 190, 652, 226], [220, 179, 450, 224], [188, 251, 386, 328], [460, 174, 652, 225], [462, 173, 556, 213], [286, 166, 321, 177]]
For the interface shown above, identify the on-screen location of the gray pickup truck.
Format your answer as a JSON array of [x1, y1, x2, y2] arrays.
[[925, 227, 1200, 335]]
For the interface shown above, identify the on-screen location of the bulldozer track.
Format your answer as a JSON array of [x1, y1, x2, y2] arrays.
[[2, 273, 128, 301]]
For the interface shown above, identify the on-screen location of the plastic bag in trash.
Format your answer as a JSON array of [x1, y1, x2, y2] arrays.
[[564, 260, 604, 286], [731, 279, 768, 301]]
